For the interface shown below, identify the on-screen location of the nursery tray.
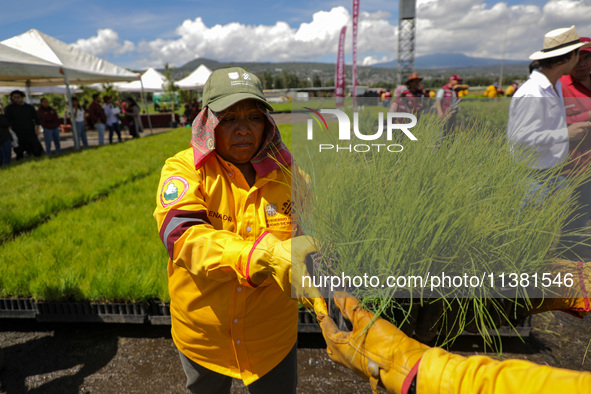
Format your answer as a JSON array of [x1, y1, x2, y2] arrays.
[[35, 301, 147, 324]]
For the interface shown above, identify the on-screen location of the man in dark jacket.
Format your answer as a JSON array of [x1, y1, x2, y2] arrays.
[[88, 93, 106, 145], [0, 103, 14, 166], [5, 90, 43, 159], [38, 97, 62, 155]]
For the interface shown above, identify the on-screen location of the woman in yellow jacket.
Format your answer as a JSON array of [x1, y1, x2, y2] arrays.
[[154, 67, 322, 393]]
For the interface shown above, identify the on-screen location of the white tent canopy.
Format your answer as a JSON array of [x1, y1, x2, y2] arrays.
[[0, 84, 81, 95], [0, 43, 73, 86], [114, 67, 167, 92], [0, 29, 139, 148], [175, 64, 212, 90], [1, 29, 138, 86]]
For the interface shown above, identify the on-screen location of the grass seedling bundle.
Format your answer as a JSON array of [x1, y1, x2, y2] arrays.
[[292, 99, 590, 348]]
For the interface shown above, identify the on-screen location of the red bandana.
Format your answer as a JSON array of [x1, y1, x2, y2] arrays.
[[191, 104, 292, 177]]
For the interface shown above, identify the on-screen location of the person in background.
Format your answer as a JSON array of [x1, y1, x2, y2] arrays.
[[435, 74, 467, 139], [103, 96, 122, 144], [5, 90, 43, 159], [505, 82, 519, 97], [382, 89, 392, 108], [390, 73, 427, 119], [508, 26, 591, 262], [484, 82, 499, 97], [0, 103, 14, 166], [88, 93, 106, 145], [559, 36, 591, 260], [37, 97, 61, 155], [508, 27, 591, 177], [121, 98, 132, 132], [125, 97, 142, 138], [68, 97, 88, 148]]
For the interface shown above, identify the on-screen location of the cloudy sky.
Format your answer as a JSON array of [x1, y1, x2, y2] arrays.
[[1, 0, 590, 70]]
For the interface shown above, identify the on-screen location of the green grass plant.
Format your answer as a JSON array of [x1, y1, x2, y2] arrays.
[[0, 171, 168, 302], [291, 99, 590, 347], [0, 128, 192, 243]]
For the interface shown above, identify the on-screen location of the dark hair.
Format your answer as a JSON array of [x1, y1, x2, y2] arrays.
[[92, 93, 100, 100], [126, 97, 138, 106], [538, 48, 579, 69], [528, 60, 540, 74], [10, 90, 25, 98]]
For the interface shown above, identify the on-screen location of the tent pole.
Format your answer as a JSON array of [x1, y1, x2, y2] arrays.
[[62, 71, 80, 149], [139, 78, 153, 135], [25, 80, 32, 103]]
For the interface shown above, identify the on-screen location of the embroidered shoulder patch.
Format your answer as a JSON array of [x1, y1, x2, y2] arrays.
[[160, 176, 189, 207]]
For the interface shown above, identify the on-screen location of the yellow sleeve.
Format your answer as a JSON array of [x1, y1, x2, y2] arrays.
[[418, 347, 591, 394], [153, 153, 269, 284]]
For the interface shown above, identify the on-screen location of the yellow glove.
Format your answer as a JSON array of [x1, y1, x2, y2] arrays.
[[245, 233, 327, 316], [317, 291, 429, 393], [319, 292, 591, 394]]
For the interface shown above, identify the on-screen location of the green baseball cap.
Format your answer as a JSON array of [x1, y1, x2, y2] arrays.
[[202, 67, 273, 112]]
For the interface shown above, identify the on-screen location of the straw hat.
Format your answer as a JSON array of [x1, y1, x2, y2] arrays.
[[530, 25, 591, 60], [405, 72, 423, 85]]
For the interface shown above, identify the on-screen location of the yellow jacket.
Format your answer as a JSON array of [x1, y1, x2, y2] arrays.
[[154, 148, 298, 384], [484, 85, 498, 97]]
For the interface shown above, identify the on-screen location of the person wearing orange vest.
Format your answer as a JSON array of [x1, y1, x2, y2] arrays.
[[390, 73, 427, 119], [153, 67, 323, 394], [435, 74, 463, 139], [559, 36, 591, 260]]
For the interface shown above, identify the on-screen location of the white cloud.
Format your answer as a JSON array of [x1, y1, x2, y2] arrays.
[[87, 1, 591, 68], [362, 55, 391, 66], [135, 7, 350, 66], [133, 7, 398, 67], [71, 28, 135, 57], [415, 0, 591, 60]]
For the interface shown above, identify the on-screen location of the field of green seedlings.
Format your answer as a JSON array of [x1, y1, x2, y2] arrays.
[[0, 131, 186, 301], [0, 124, 293, 302]]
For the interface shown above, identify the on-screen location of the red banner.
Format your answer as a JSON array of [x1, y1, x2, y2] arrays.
[[335, 26, 347, 107], [352, 0, 359, 108]]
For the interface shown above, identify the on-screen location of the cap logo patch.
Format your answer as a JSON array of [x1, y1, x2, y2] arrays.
[[228, 72, 239, 80], [242, 73, 252, 81], [160, 176, 190, 207]]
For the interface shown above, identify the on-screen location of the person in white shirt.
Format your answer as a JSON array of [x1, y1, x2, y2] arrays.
[[507, 25, 591, 261], [68, 97, 88, 148], [507, 25, 591, 170], [103, 96, 122, 144]]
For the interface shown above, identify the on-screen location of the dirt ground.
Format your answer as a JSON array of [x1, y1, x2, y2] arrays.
[[1, 310, 591, 393]]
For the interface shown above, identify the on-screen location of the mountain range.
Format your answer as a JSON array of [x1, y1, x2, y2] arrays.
[[167, 53, 530, 86], [372, 52, 527, 70]]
